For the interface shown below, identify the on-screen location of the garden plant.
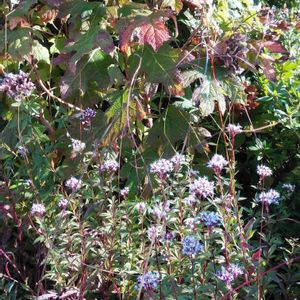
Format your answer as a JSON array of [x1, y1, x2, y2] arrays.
[[0, 0, 299, 299]]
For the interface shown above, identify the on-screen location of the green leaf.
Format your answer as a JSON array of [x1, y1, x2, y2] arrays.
[[59, 49, 113, 99], [129, 45, 181, 87], [31, 40, 50, 64], [8, 28, 32, 60]]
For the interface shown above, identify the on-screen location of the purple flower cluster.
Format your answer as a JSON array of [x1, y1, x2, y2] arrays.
[[135, 202, 147, 213], [257, 189, 280, 205], [189, 177, 214, 199], [226, 124, 242, 137], [65, 177, 82, 191], [58, 198, 68, 209], [257, 165, 272, 181], [147, 225, 162, 240], [150, 201, 170, 220], [170, 153, 185, 167], [150, 159, 173, 179], [120, 187, 129, 198], [199, 211, 221, 227], [135, 272, 160, 292], [79, 108, 96, 124], [31, 203, 46, 217], [208, 154, 228, 175], [17, 145, 28, 157], [0, 71, 35, 101], [216, 263, 243, 286], [99, 159, 119, 173], [183, 195, 197, 206], [282, 183, 295, 193], [182, 236, 204, 257]]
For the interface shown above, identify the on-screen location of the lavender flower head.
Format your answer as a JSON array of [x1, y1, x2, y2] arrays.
[[99, 160, 119, 173], [147, 225, 162, 240], [183, 194, 197, 206], [208, 154, 228, 175], [182, 236, 204, 257], [65, 177, 82, 191], [120, 187, 129, 198], [150, 159, 173, 179], [216, 263, 243, 286], [257, 165, 272, 181], [282, 183, 295, 193], [135, 272, 160, 292], [226, 124, 242, 137], [17, 145, 28, 157], [189, 177, 214, 199], [0, 71, 35, 101], [58, 198, 69, 209], [70, 138, 86, 153], [79, 108, 96, 124], [184, 217, 200, 231], [31, 203, 46, 217], [257, 189, 280, 205], [135, 202, 147, 213], [199, 211, 221, 227], [170, 153, 185, 168]]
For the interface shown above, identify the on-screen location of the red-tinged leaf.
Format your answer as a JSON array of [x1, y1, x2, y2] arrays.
[[118, 12, 172, 52], [261, 41, 288, 53], [183, 0, 206, 8], [252, 250, 261, 261], [9, 17, 30, 30], [262, 60, 276, 81]]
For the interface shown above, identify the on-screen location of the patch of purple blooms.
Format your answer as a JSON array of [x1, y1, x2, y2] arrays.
[[58, 198, 69, 209], [183, 194, 197, 206], [226, 124, 242, 137], [0, 71, 35, 101], [189, 177, 214, 199], [17, 145, 28, 157], [282, 183, 295, 193], [182, 236, 204, 257], [257, 165, 272, 181], [99, 160, 119, 173], [216, 263, 243, 286], [120, 187, 129, 198], [79, 108, 96, 124], [207, 154, 228, 175], [170, 153, 185, 168], [31, 203, 46, 217], [257, 189, 280, 205], [135, 202, 147, 213], [199, 211, 221, 227], [135, 272, 160, 292], [150, 158, 173, 179], [65, 177, 82, 191]]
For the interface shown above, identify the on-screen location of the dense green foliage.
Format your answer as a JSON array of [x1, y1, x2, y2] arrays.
[[0, 0, 299, 299]]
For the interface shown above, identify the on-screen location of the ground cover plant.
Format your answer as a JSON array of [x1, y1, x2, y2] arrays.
[[0, 0, 300, 299]]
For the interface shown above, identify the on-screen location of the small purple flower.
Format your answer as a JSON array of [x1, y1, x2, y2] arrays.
[[135, 202, 147, 213], [150, 159, 173, 179], [216, 263, 243, 286], [189, 177, 214, 199], [31, 203, 46, 217], [199, 211, 221, 227], [226, 124, 242, 137], [79, 108, 96, 124], [257, 165, 272, 181], [99, 160, 119, 173], [65, 177, 82, 191], [70, 138, 86, 153], [120, 187, 129, 198], [208, 154, 228, 175], [170, 153, 185, 168], [163, 231, 175, 242], [135, 272, 160, 292], [182, 236, 203, 257], [147, 225, 162, 240], [257, 189, 280, 205], [151, 206, 167, 219], [17, 145, 28, 157], [0, 71, 35, 101], [282, 183, 295, 193], [58, 198, 69, 209], [184, 217, 200, 231], [183, 194, 197, 206]]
